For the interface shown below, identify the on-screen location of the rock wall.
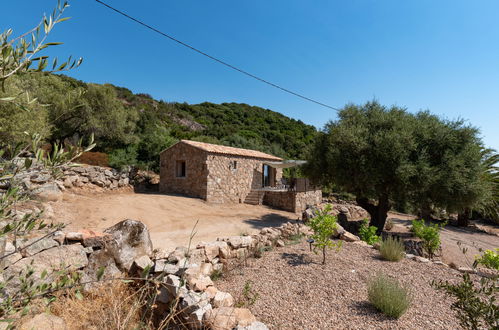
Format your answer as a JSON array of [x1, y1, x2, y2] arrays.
[[294, 190, 322, 213], [1, 219, 313, 329], [264, 189, 322, 213], [263, 191, 296, 212], [1, 161, 133, 202]]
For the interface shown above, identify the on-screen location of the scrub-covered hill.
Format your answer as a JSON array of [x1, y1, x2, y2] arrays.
[[0, 73, 317, 171]]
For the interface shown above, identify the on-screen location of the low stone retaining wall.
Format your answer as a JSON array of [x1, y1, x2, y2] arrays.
[[264, 189, 322, 213], [2, 161, 134, 202]]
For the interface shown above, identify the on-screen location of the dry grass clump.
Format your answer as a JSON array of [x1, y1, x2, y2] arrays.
[[50, 281, 145, 330], [379, 236, 405, 262], [367, 273, 412, 319]]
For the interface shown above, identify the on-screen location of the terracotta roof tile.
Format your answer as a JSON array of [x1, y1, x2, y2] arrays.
[[174, 140, 283, 160]]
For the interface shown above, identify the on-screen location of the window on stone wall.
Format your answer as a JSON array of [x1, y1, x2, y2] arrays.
[[231, 160, 237, 170], [176, 160, 186, 178]]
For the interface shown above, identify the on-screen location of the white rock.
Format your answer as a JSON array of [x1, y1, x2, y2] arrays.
[[213, 291, 234, 308]]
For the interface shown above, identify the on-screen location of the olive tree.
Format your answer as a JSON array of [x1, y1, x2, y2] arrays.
[[304, 101, 485, 233]]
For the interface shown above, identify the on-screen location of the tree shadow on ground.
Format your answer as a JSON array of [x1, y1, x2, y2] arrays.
[[280, 252, 315, 266], [243, 213, 297, 230]]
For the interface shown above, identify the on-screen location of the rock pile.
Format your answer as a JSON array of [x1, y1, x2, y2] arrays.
[[144, 221, 311, 329], [2, 219, 315, 329], [1, 162, 133, 202]]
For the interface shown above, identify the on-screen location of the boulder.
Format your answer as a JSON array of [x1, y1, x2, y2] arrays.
[[204, 286, 219, 300], [168, 246, 189, 263], [4, 244, 88, 295], [188, 275, 214, 292], [79, 229, 112, 248], [332, 224, 346, 238], [65, 232, 83, 241], [104, 219, 153, 271], [152, 247, 174, 260], [19, 313, 67, 330], [180, 290, 211, 315], [133, 255, 154, 271], [31, 183, 62, 202], [63, 177, 74, 188], [52, 231, 65, 245], [162, 274, 187, 298], [153, 259, 180, 274], [201, 241, 229, 261], [17, 235, 59, 257], [302, 208, 316, 222], [414, 256, 430, 263], [200, 262, 213, 277], [236, 321, 269, 330], [203, 307, 256, 330], [81, 249, 122, 291], [213, 291, 234, 308], [29, 173, 51, 184], [225, 236, 253, 249], [339, 231, 360, 242], [185, 303, 212, 329]]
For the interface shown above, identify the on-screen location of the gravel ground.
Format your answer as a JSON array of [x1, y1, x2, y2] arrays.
[[216, 240, 466, 329]]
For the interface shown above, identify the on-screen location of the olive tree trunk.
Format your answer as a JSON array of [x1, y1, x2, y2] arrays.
[[356, 195, 391, 235]]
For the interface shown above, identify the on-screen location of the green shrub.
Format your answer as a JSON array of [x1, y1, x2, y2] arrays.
[[308, 204, 342, 264], [235, 280, 259, 308], [359, 219, 380, 245], [411, 219, 445, 258], [379, 236, 405, 262], [108, 145, 138, 170], [433, 273, 498, 329], [474, 249, 499, 270], [368, 273, 412, 319], [210, 269, 223, 281]]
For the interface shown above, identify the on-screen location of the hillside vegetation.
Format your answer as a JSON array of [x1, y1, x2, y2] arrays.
[[0, 73, 317, 171]]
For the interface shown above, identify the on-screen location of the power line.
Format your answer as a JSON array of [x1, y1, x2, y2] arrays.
[[94, 0, 340, 112]]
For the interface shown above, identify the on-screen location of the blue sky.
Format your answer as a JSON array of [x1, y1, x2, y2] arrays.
[[3, 1, 499, 149]]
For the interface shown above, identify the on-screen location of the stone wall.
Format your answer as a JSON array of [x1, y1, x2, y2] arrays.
[[263, 191, 296, 212], [159, 143, 209, 199], [294, 190, 322, 213], [264, 189, 322, 213], [1, 162, 133, 202], [206, 154, 282, 204]]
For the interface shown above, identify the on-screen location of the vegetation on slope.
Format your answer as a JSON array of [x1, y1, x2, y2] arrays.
[[0, 73, 317, 172]]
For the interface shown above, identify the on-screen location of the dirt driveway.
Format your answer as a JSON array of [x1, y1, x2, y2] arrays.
[[50, 191, 298, 250], [388, 213, 499, 267]]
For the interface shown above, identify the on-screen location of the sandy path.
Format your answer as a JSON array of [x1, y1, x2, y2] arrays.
[[50, 191, 298, 250], [388, 213, 499, 267]]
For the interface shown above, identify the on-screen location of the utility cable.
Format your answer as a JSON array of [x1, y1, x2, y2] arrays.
[[95, 0, 340, 112]]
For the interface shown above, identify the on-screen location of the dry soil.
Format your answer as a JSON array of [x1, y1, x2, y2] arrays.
[[50, 190, 298, 250]]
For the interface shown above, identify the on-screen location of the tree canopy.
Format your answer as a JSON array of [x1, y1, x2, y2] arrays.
[[0, 73, 317, 172], [304, 101, 486, 232]]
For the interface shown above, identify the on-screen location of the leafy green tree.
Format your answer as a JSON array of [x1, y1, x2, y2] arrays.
[[137, 125, 177, 171], [307, 204, 342, 264], [470, 148, 499, 224], [304, 101, 485, 233]]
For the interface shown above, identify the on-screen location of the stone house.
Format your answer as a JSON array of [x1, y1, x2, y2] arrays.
[[159, 140, 321, 212]]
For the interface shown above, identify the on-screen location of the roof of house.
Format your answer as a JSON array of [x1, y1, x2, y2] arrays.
[[162, 140, 283, 161]]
